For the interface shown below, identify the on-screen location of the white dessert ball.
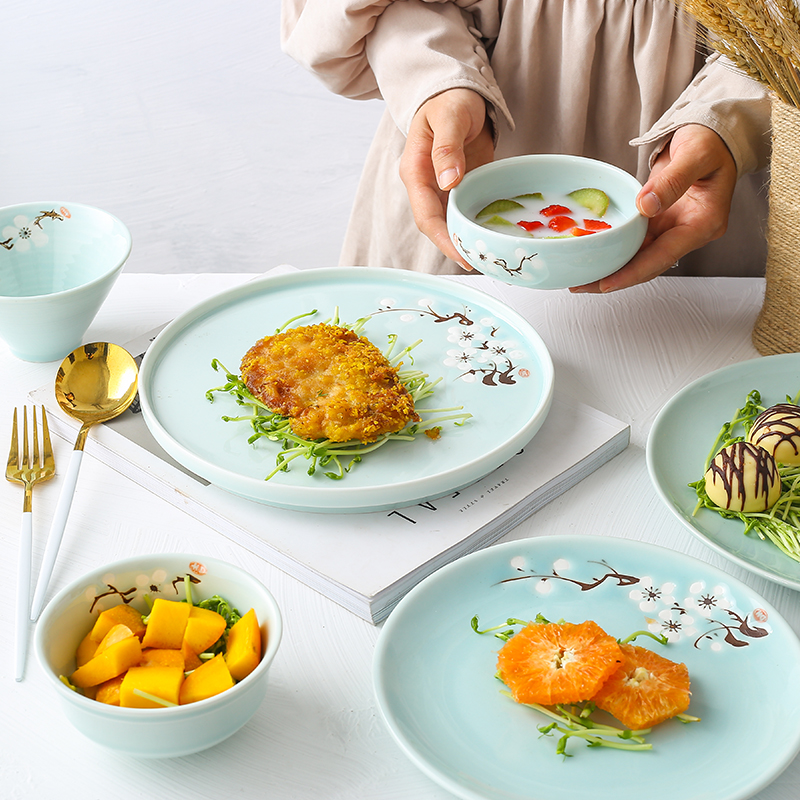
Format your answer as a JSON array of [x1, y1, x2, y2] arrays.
[[704, 441, 781, 513], [747, 403, 800, 466]]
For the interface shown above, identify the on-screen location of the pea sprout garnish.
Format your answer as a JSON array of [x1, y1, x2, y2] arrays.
[[690, 388, 800, 561], [132, 689, 177, 707], [206, 310, 472, 481]]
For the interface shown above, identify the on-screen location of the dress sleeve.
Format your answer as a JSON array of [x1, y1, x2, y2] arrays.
[[280, 0, 390, 101], [281, 0, 513, 135], [630, 53, 771, 177]]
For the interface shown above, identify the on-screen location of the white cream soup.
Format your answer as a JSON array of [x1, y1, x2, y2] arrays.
[[475, 189, 623, 238]]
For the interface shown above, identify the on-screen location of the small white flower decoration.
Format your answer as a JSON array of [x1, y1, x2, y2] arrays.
[[483, 339, 517, 359], [447, 324, 484, 348], [629, 576, 676, 612], [473, 243, 498, 266], [510, 556, 526, 571], [648, 606, 698, 643], [2, 215, 48, 252], [683, 580, 732, 619], [444, 347, 478, 372]]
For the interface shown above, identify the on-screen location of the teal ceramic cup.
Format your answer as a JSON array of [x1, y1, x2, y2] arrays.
[[447, 154, 648, 289], [0, 202, 132, 361]]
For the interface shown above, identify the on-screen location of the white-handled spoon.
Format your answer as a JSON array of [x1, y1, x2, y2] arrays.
[[29, 343, 138, 620]]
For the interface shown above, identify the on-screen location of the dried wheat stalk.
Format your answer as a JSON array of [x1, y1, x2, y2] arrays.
[[674, 0, 800, 107]]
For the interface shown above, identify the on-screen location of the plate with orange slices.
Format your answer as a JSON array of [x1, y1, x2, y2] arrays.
[[373, 535, 800, 800]]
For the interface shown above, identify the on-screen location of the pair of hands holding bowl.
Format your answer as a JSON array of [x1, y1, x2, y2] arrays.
[[399, 88, 738, 293]]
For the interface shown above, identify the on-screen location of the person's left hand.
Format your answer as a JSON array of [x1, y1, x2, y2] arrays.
[[571, 124, 738, 293]]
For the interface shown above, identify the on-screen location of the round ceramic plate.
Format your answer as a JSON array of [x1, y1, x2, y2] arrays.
[[647, 353, 800, 589], [373, 535, 800, 800], [138, 268, 553, 513]]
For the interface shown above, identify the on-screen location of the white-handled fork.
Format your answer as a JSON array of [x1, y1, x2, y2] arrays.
[[5, 406, 56, 680]]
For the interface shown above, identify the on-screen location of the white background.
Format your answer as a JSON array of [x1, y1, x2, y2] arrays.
[[1, 0, 385, 273]]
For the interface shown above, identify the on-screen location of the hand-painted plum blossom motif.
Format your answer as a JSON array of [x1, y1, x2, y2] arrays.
[[498, 554, 771, 651], [1, 209, 66, 253], [452, 234, 540, 281], [370, 298, 530, 386], [85, 567, 205, 614]]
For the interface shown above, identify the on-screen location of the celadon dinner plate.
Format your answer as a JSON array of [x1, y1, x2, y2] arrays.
[[373, 535, 800, 800], [138, 268, 554, 513], [647, 353, 800, 589]]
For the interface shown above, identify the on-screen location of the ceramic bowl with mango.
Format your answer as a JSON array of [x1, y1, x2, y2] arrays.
[[33, 553, 282, 758], [446, 154, 648, 289]]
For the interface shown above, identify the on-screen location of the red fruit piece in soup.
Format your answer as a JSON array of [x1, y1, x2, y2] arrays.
[[548, 216, 577, 233], [583, 219, 612, 231], [541, 204, 572, 217], [517, 220, 545, 232]]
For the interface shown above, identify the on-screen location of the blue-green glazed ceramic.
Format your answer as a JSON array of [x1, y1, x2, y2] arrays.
[[0, 202, 131, 361], [447, 155, 647, 289], [374, 534, 800, 800], [34, 553, 282, 758]]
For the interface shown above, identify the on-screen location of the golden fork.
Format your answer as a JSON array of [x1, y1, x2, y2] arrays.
[[6, 406, 56, 680]]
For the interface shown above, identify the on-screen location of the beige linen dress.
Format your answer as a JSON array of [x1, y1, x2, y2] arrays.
[[282, 0, 771, 276]]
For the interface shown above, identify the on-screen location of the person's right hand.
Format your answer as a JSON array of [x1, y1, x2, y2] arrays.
[[399, 88, 495, 267]]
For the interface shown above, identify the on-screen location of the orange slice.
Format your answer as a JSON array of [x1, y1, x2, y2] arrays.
[[591, 643, 691, 729], [496, 620, 623, 706]]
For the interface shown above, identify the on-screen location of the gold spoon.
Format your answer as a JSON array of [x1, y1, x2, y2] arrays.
[[29, 343, 139, 620]]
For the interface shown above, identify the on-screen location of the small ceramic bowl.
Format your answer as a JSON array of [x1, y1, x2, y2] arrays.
[[0, 202, 132, 361], [447, 155, 648, 289], [34, 553, 283, 758]]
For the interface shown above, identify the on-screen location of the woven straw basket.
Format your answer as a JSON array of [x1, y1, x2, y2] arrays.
[[752, 97, 800, 355]]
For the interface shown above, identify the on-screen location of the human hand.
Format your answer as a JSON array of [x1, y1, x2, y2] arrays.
[[571, 124, 738, 293], [399, 88, 495, 267]]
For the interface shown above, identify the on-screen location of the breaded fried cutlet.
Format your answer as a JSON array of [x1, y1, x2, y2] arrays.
[[240, 323, 420, 443]]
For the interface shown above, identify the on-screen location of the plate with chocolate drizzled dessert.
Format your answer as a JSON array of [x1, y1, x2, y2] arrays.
[[647, 353, 800, 590]]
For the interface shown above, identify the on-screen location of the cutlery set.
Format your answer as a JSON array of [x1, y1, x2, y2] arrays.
[[5, 343, 139, 681]]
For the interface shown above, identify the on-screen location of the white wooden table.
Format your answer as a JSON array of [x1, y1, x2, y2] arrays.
[[2, 272, 798, 799]]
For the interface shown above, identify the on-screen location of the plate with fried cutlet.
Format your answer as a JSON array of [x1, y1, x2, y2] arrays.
[[138, 267, 554, 513]]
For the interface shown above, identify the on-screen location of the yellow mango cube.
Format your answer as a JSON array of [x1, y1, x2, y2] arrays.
[[139, 648, 185, 669], [95, 674, 125, 706], [179, 654, 234, 705], [90, 604, 146, 642], [183, 606, 227, 655], [224, 608, 262, 682], [70, 635, 143, 688], [141, 598, 191, 650], [120, 666, 184, 708], [76, 631, 99, 667], [181, 641, 203, 672], [94, 623, 135, 657]]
